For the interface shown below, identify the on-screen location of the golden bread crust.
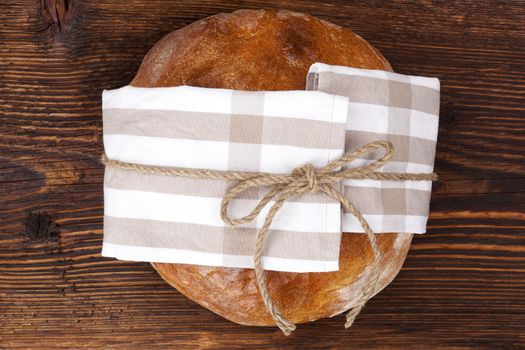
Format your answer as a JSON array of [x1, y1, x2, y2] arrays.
[[131, 9, 410, 326]]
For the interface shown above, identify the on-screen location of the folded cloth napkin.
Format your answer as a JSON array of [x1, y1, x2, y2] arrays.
[[102, 85, 349, 272], [307, 63, 440, 233]]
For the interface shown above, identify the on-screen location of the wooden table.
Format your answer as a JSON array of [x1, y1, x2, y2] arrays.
[[1, 1, 524, 349]]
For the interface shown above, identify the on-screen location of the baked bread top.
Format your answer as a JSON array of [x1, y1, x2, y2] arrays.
[[131, 9, 411, 326]]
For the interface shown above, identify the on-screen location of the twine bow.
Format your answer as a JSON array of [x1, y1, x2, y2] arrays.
[[101, 140, 438, 336]]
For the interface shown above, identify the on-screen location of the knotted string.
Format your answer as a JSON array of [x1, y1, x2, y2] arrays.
[[101, 140, 437, 335]]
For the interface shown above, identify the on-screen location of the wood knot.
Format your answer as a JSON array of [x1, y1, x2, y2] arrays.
[[24, 212, 59, 242], [41, 0, 72, 33]]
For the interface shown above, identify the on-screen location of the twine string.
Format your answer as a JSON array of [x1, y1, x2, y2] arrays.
[[101, 140, 437, 336]]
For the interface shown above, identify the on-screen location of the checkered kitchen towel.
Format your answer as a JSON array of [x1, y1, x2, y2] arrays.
[[307, 63, 440, 234], [101, 85, 349, 272]]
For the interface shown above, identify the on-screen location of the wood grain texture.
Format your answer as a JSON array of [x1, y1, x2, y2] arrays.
[[0, 0, 524, 349]]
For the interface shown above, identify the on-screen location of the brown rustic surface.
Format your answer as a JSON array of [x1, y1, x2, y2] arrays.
[[0, 0, 524, 349]]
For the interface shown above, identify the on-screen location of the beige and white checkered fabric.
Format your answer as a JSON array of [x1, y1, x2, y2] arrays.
[[102, 85, 349, 272], [102, 64, 441, 273], [307, 63, 440, 234]]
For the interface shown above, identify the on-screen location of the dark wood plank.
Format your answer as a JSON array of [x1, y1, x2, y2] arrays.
[[1, 0, 524, 349]]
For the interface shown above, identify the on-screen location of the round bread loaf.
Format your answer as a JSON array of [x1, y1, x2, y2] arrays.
[[131, 9, 412, 326]]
